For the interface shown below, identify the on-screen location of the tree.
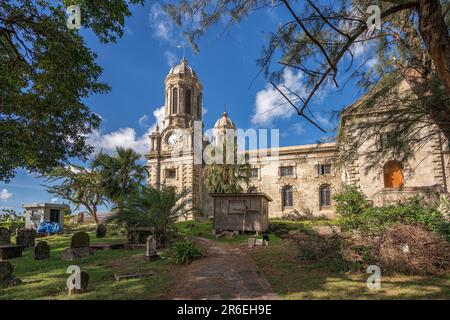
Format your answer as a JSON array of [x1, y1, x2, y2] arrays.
[[107, 186, 192, 244], [203, 137, 251, 193], [165, 0, 450, 139], [45, 164, 107, 224], [93, 147, 146, 209], [0, 0, 144, 181]]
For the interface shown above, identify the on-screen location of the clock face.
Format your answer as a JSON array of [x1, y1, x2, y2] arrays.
[[168, 132, 180, 146]]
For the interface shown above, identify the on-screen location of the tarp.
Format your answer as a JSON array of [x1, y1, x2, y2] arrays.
[[37, 222, 62, 234]]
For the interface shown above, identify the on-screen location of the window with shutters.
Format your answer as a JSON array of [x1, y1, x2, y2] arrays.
[[319, 185, 331, 207], [280, 166, 294, 177], [282, 185, 293, 208]]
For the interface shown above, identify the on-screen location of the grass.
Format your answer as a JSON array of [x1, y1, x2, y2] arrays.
[[175, 220, 282, 244], [1, 226, 180, 300], [248, 241, 450, 300]]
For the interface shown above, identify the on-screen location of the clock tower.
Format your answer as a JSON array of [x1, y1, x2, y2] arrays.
[[146, 58, 204, 215]]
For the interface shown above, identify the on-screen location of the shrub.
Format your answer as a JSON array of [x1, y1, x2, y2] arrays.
[[376, 224, 450, 275], [333, 184, 371, 230], [173, 239, 203, 264]]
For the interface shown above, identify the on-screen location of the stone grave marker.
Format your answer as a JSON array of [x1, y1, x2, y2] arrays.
[[16, 229, 36, 247], [146, 235, 158, 261], [0, 261, 21, 288], [96, 224, 107, 238], [68, 271, 89, 295], [34, 241, 50, 260], [62, 232, 92, 261], [0, 228, 11, 245]]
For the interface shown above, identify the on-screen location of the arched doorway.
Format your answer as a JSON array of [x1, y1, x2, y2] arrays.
[[383, 161, 404, 188]]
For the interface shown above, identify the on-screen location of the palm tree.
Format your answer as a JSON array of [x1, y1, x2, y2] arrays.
[[93, 147, 145, 210], [203, 137, 251, 193], [107, 186, 192, 245]]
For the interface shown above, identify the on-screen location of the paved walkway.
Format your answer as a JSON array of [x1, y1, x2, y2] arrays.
[[168, 238, 278, 300]]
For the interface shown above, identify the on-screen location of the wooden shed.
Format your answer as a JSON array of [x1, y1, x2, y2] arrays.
[[210, 193, 272, 233]]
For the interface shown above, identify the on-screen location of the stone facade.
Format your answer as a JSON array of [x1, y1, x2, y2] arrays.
[[146, 61, 450, 219]]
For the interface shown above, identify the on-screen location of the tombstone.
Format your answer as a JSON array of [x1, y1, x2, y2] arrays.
[[248, 238, 256, 248], [145, 236, 158, 261], [0, 261, 21, 288], [0, 245, 25, 260], [62, 232, 92, 261], [96, 224, 107, 238], [70, 232, 90, 249], [0, 228, 10, 245], [34, 241, 50, 260], [68, 271, 89, 295], [16, 228, 36, 247], [255, 239, 264, 246]]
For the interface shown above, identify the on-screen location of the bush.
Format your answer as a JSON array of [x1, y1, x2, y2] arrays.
[[334, 186, 450, 240], [376, 224, 450, 275], [173, 239, 203, 264]]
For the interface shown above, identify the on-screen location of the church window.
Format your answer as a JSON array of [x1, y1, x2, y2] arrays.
[[250, 168, 259, 178], [165, 168, 176, 179], [319, 185, 331, 207], [280, 166, 294, 177], [319, 164, 332, 175], [197, 95, 201, 118], [247, 187, 257, 193], [282, 186, 293, 207], [172, 88, 178, 113], [185, 89, 192, 114]]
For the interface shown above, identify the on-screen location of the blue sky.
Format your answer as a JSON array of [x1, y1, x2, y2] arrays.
[[1, 1, 372, 213]]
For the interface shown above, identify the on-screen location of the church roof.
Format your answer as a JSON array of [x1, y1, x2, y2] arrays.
[[168, 58, 197, 78], [214, 111, 236, 130]]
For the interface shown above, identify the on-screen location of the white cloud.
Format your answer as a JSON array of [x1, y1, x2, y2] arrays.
[[293, 122, 305, 135], [149, 3, 176, 43], [51, 198, 58, 203], [88, 106, 165, 156], [252, 69, 306, 126], [164, 51, 178, 67], [0, 189, 12, 202], [313, 113, 336, 130], [138, 114, 149, 127]]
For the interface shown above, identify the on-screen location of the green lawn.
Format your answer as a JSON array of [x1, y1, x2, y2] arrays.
[[248, 241, 450, 300], [1, 227, 180, 300], [175, 220, 283, 244]]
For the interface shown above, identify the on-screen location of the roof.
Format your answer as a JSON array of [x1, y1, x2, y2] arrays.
[[22, 203, 70, 209], [214, 111, 236, 130], [209, 192, 273, 202], [168, 58, 197, 78]]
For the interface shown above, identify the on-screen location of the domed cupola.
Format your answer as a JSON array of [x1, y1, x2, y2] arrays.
[[214, 111, 236, 131], [168, 58, 197, 78]]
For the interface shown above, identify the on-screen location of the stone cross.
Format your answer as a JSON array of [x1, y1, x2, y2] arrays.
[[146, 236, 158, 261]]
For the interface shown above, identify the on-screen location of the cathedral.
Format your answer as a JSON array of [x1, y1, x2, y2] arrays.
[[146, 59, 450, 219]]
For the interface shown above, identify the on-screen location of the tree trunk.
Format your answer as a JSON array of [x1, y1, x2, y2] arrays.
[[418, 0, 450, 95], [89, 208, 99, 225]]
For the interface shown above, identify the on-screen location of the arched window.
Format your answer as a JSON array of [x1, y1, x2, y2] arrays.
[[247, 187, 257, 193], [319, 185, 331, 207], [197, 95, 202, 118], [185, 89, 192, 114], [282, 185, 293, 208], [172, 87, 178, 113], [383, 160, 404, 188]]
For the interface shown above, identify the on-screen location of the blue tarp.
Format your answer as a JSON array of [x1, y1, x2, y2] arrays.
[[37, 222, 62, 234]]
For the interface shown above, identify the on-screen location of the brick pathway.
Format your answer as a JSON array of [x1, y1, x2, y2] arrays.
[[168, 238, 278, 300]]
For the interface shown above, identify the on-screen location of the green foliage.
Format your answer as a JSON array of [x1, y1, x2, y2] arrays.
[[173, 239, 203, 264], [107, 186, 192, 245], [45, 164, 107, 224], [203, 138, 251, 193], [93, 147, 145, 207], [334, 186, 450, 240], [0, 0, 143, 181]]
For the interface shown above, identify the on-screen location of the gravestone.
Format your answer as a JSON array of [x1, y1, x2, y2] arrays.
[[70, 232, 90, 248], [62, 232, 92, 261], [96, 224, 107, 238], [0, 261, 21, 288], [16, 229, 36, 247], [0, 245, 25, 260], [248, 238, 256, 248], [0, 228, 10, 245], [145, 236, 158, 261], [34, 241, 50, 260], [68, 271, 89, 295]]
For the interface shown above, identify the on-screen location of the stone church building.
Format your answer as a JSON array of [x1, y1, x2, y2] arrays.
[[146, 59, 450, 219]]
